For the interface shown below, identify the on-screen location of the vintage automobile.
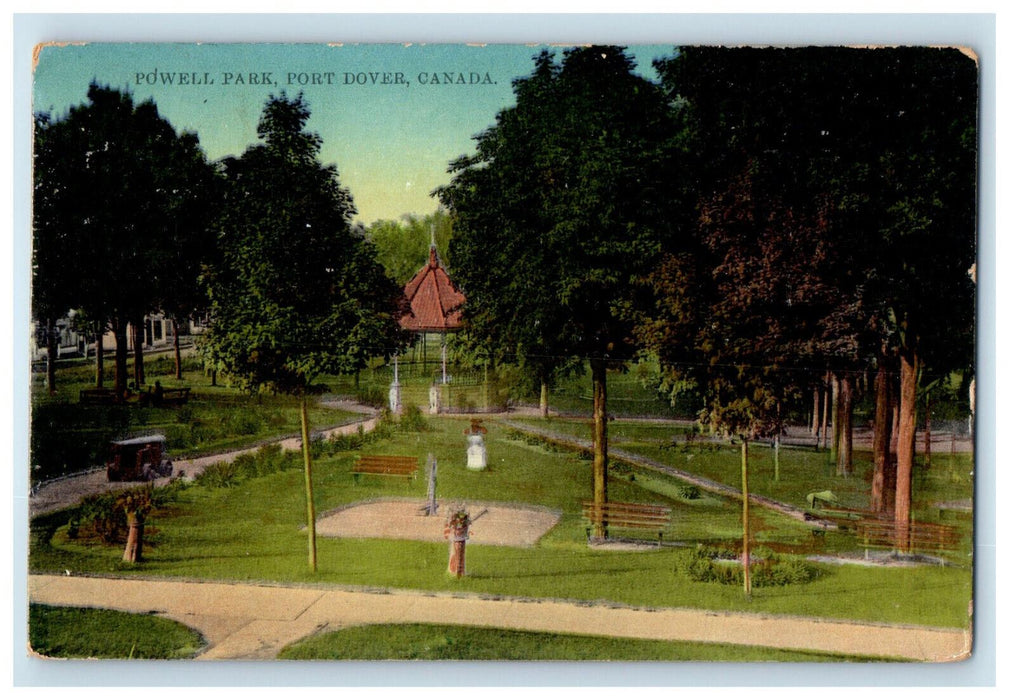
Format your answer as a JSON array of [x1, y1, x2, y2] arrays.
[[106, 435, 174, 482]]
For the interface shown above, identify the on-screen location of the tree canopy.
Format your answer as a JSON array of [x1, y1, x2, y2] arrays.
[[204, 93, 408, 395], [32, 83, 218, 395]]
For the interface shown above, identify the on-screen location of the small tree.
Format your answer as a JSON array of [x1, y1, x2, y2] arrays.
[[204, 93, 407, 571], [119, 486, 154, 564]]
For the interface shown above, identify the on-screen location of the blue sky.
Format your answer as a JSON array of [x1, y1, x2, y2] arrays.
[[33, 42, 675, 225]]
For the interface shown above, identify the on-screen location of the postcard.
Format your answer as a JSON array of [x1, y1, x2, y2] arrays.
[[24, 38, 979, 674]]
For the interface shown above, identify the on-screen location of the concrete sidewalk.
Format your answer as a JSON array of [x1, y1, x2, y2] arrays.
[[28, 574, 970, 662]]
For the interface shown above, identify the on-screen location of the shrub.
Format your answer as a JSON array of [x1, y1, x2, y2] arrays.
[[677, 484, 701, 500], [75, 484, 159, 545], [194, 460, 241, 489], [398, 404, 428, 432], [683, 544, 821, 588]]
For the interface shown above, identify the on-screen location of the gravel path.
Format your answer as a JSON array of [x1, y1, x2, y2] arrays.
[[28, 574, 970, 661]]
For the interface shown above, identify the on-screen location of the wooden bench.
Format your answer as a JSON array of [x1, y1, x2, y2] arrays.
[[582, 500, 672, 544], [158, 387, 191, 406], [139, 386, 191, 407], [80, 388, 118, 405], [352, 455, 419, 484], [855, 519, 961, 556]]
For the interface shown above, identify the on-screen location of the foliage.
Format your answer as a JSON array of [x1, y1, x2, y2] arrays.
[[29, 604, 205, 659], [33, 83, 218, 395], [683, 545, 822, 588], [73, 483, 165, 545], [364, 210, 454, 284], [647, 47, 977, 436], [203, 92, 408, 395], [438, 46, 679, 396]]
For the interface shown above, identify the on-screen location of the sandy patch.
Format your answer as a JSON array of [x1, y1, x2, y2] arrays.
[[317, 499, 561, 547]]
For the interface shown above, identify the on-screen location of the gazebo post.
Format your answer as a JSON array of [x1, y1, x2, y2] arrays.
[[441, 336, 448, 384]]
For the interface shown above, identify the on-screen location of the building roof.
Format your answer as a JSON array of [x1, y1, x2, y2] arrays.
[[399, 246, 466, 332]]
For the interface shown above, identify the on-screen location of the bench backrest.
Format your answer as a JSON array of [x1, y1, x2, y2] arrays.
[[353, 455, 419, 473], [582, 500, 671, 524]]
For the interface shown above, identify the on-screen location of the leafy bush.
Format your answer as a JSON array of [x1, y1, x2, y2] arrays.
[[355, 385, 386, 408], [683, 544, 821, 588], [73, 483, 164, 545], [194, 459, 242, 489], [677, 484, 701, 500], [398, 404, 428, 432]]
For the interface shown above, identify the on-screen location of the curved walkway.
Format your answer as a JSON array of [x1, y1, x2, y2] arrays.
[[28, 401, 378, 518], [27, 574, 969, 662]]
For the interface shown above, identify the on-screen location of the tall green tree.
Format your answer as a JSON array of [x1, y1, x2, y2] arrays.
[[32, 84, 217, 397], [204, 93, 407, 571], [439, 47, 679, 534]]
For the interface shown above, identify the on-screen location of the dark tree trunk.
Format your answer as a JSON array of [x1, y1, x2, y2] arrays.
[[112, 317, 129, 400], [173, 318, 183, 380], [45, 318, 58, 395], [837, 375, 854, 476], [821, 373, 830, 450], [895, 349, 919, 552], [590, 358, 609, 539], [923, 396, 933, 469], [132, 315, 145, 389], [812, 387, 821, 436], [94, 323, 105, 388], [829, 373, 840, 466], [871, 355, 896, 513]]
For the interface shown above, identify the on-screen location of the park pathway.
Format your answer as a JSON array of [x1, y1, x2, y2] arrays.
[[501, 419, 826, 527], [28, 573, 969, 661], [28, 400, 378, 518]]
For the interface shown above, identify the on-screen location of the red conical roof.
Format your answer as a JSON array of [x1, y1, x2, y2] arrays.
[[399, 246, 465, 332]]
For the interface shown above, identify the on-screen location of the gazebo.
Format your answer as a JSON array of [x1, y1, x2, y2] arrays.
[[398, 244, 466, 387]]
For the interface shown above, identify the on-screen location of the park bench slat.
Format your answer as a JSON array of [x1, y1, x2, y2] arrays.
[[855, 519, 960, 554], [582, 500, 672, 543], [80, 388, 118, 405], [352, 455, 419, 484]]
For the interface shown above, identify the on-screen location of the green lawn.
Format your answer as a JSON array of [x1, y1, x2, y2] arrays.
[[30, 416, 973, 630], [278, 623, 894, 661], [28, 604, 205, 659]]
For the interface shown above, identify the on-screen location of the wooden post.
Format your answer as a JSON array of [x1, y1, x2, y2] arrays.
[[741, 438, 751, 600], [424, 454, 438, 516], [590, 358, 609, 539], [300, 396, 317, 572]]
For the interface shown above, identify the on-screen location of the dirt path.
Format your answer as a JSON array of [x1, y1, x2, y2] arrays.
[[501, 419, 832, 528], [27, 574, 969, 661]]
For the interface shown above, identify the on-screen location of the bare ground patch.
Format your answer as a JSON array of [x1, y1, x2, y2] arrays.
[[317, 499, 561, 547]]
